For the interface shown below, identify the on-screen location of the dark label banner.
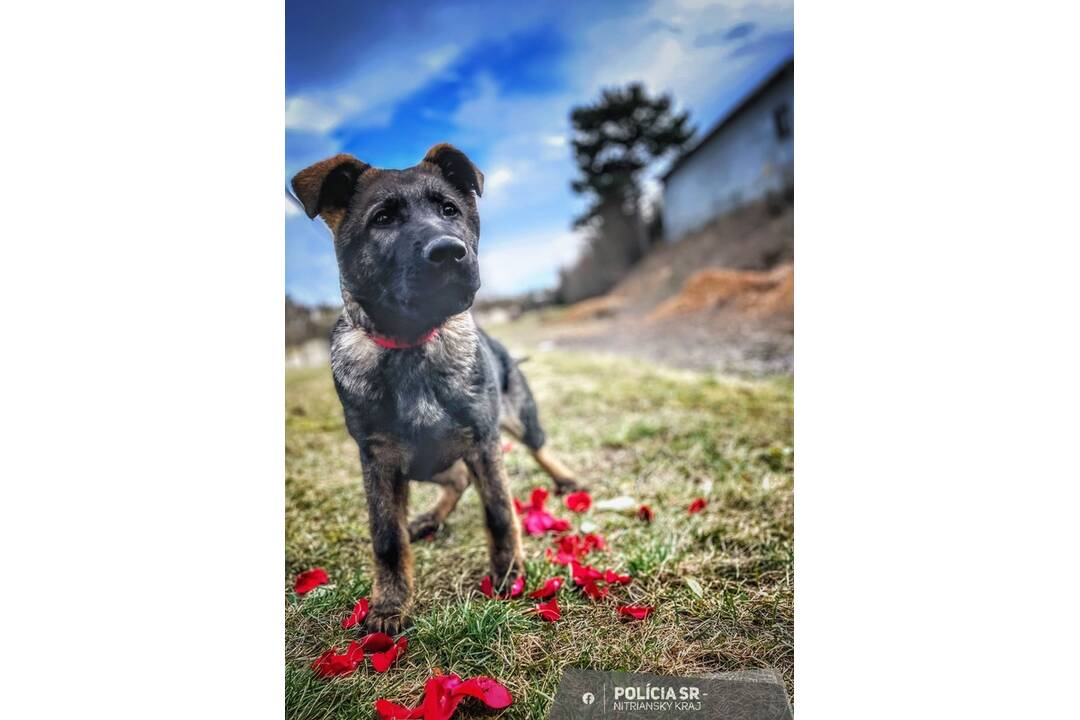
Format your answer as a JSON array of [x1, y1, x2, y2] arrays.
[[548, 669, 792, 720]]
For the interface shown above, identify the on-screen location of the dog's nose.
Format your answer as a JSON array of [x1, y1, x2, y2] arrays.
[[423, 236, 468, 266]]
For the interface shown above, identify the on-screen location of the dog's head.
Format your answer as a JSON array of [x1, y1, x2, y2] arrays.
[[292, 144, 484, 340]]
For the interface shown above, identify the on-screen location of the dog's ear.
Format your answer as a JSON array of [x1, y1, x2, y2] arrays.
[[290, 154, 372, 222], [422, 143, 484, 198]]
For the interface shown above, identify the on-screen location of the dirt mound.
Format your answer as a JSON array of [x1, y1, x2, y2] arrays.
[[613, 202, 793, 313], [559, 294, 626, 323], [647, 264, 793, 322]]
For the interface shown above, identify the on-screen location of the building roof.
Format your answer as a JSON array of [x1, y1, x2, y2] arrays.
[[661, 57, 794, 183]]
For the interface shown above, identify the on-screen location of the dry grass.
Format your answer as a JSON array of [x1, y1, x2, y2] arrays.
[[285, 344, 793, 719]]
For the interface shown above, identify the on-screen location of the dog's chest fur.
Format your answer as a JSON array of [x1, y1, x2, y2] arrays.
[[330, 312, 496, 480]]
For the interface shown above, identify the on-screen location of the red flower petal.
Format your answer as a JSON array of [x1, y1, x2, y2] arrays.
[[370, 636, 407, 673], [422, 674, 466, 720], [550, 516, 572, 533], [570, 560, 603, 586], [528, 576, 564, 599], [688, 497, 707, 514], [501, 440, 514, 453], [564, 491, 592, 512], [479, 574, 525, 599], [529, 486, 549, 510], [533, 596, 561, 621], [617, 604, 654, 620], [358, 632, 395, 653], [294, 567, 329, 594], [311, 641, 364, 677], [454, 676, 514, 709], [341, 597, 369, 629], [637, 504, 654, 522], [375, 673, 513, 720], [545, 547, 575, 565], [581, 581, 609, 600], [522, 510, 549, 536], [513, 497, 524, 515], [583, 533, 606, 551], [603, 569, 632, 585], [374, 699, 423, 719]]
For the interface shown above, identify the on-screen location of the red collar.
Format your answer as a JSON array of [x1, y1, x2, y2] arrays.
[[367, 327, 439, 350]]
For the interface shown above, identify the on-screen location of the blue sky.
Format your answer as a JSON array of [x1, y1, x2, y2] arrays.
[[286, 0, 793, 304]]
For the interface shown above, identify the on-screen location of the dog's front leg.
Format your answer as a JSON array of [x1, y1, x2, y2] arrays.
[[466, 438, 525, 591], [361, 457, 412, 635]]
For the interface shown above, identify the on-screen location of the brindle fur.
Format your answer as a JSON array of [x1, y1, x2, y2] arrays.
[[292, 145, 581, 634]]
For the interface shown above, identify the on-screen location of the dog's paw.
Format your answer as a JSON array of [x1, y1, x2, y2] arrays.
[[553, 477, 585, 496], [365, 603, 409, 636], [408, 512, 442, 542]]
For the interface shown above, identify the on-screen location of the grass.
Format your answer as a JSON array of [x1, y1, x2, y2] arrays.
[[285, 341, 793, 719]]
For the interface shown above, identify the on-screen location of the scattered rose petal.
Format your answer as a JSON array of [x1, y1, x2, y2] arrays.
[[374, 699, 422, 720], [549, 533, 606, 565], [311, 641, 364, 677], [341, 597, 369, 629], [533, 596, 561, 621], [570, 560, 603, 586], [550, 516, 572, 532], [479, 574, 525, 599], [517, 486, 573, 536], [582, 581, 609, 600], [294, 568, 329, 594], [603, 569, 632, 585], [564, 491, 592, 513], [688, 498, 707, 514], [637, 504, 654, 522], [376, 672, 512, 720], [455, 676, 514, 709], [358, 632, 395, 653], [529, 487, 549, 510], [370, 636, 408, 673], [583, 533, 606, 552], [528, 576, 564, 599], [545, 547, 576, 565], [501, 440, 514, 453], [617, 604, 654, 621]]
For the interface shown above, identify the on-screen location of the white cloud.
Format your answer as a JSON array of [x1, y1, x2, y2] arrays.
[[485, 167, 515, 193], [284, 43, 461, 133], [478, 228, 587, 298]]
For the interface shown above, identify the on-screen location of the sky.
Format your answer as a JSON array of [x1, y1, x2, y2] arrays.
[[285, 0, 793, 305]]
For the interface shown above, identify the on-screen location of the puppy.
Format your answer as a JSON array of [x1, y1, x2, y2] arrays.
[[292, 144, 581, 634]]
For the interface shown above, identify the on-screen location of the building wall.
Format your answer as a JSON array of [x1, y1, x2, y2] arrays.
[[663, 66, 793, 242]]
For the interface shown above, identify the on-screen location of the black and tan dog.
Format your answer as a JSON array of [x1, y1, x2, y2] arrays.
[[292, 145, 581, 634]]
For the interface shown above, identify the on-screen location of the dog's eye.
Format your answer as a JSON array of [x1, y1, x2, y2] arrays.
[[372, 210, 393, 226], [441, 202, 459, 218]]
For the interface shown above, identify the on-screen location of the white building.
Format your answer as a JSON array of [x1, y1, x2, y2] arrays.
[[661, 59, 793, 242]]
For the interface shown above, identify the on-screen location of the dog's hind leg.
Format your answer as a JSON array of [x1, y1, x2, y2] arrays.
[[408, 460, 471, 541], [500, 401, 583, 496], [529, 446, 582, 495]]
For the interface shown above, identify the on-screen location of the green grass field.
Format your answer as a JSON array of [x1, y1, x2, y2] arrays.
[[286, 345, 793, 719]]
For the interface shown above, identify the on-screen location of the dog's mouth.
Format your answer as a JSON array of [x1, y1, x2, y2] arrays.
[[360, 274, 478, 340], [412, 275, 479, 317]]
